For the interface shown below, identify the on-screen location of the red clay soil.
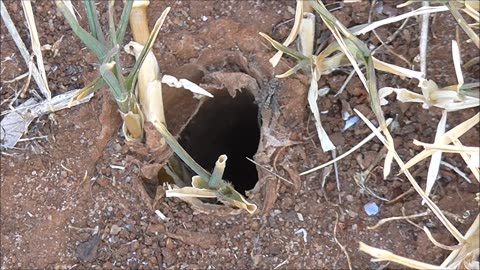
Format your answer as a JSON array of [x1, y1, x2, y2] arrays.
[[1, 0, 479, 269]]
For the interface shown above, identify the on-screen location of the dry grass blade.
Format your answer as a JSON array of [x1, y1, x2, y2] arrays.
[[308, 69, 335, 152], [425, 110, 447, 199], [355, 108, 465, 242], [21, 1, 51, 101], [359, 242, 446, 269], [269, 0, 304, 66], [452, 40, 464, 92], [161, 75, 213, 98], [414, 140, 480, 154], [334, 212, 352, 270], [372, 57, 423, 79], [1, 1, 50, 100], [300, 118, 393, 175], [130, 0, 150, 46], [440, 215, 479, 269], [350, 5, 449, 36], [0, 89, 94, 148], [125, 7, 171, 91], [123, 41, 164, 124], [402, 113, 479, 173], [448, 136, 480, 181], [367, 210, 431, 230]]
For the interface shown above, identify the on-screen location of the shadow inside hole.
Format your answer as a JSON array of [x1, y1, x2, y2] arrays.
[[179, 90, 260, 195]]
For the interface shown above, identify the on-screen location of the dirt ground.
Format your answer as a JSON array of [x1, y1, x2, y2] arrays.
[[1, 0, 479, 269]]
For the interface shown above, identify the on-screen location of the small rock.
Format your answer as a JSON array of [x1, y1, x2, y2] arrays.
[[75, 235, 101, 262], [162, 249, 177, 266], [166, 238, 174, 250], [148, 223, 165, 234], [110, 224, 122, 235], [364, 202, 380, 216], [102, 262, 113, 270], [251, 220, 260, 231], [148, 256, 158, 265]]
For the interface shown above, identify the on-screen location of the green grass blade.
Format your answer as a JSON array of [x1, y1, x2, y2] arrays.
[[83, 0, 105, 44], [56, 0, 107, 58], [100, 61, 128, 111], [276, 59, 310, 78], [116, 0, 133, 43], [153, 120, 212, 181], [125, 7, 171, 92], [107, 0, 117, 47], [259, 32, 308, 61], [70, 76, 106, 104]]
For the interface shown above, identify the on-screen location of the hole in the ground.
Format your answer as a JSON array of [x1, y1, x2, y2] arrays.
[[179, 90, 260, 195]]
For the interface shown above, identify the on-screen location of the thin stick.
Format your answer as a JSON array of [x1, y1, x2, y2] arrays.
[[3, 72, 28, 84], [246, 157, 294, 185], [368, 210, 430, 230], [301, 118, 393, 175], [334, 212, 352, 270], [419, 1, 430, 78], [332, 149, 342, 204]]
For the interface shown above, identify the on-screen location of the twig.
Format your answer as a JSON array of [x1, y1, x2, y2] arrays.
[[246, 157, 294, 185], [273, 256, 290, 270], [3, 71, 28, 83], [332, 149, 342, 204], [368, 210, 431, 230], [334, 212, 352, 270], [17, 135, 48, 142], [419, 1, 430, 78]]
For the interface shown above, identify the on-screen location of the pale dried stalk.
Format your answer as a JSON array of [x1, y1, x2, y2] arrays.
[[269, 0, 304, 67], [402, 113, 479, 173], [448, 136, 480, 181], [359, 242, 446, 269], [124, 42, 164, 124], [414, 140, 480, 155], [130, 0, 150, 45], [21, 1, 51, 101], [300, 118, 393, 175], [425, 110, 447, 199]]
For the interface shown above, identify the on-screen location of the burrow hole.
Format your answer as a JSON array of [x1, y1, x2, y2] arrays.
[[179, 90, 260, 195]]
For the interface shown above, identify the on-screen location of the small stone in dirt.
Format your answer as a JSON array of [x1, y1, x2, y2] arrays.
[[110, 224, 122, 235], [251, 220, 260, 231], [102, 261, 113, 270], [166, 238, 174, 250], [364, 202, 379, 216], [148, 223, 165, 234], [162, 249, 177, 266], [75, 235, 101, 262]]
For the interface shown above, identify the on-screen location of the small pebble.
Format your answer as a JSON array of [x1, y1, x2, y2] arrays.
[[110, 224, 122, 235], [364, 202, 380, 216]]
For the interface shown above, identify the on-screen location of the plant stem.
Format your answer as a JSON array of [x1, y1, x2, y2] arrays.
[[209, 155, 227, 188], [130, 0, 150, 45]]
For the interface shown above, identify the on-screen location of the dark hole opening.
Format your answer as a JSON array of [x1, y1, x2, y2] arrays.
[[179, 90, 260, 195]]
